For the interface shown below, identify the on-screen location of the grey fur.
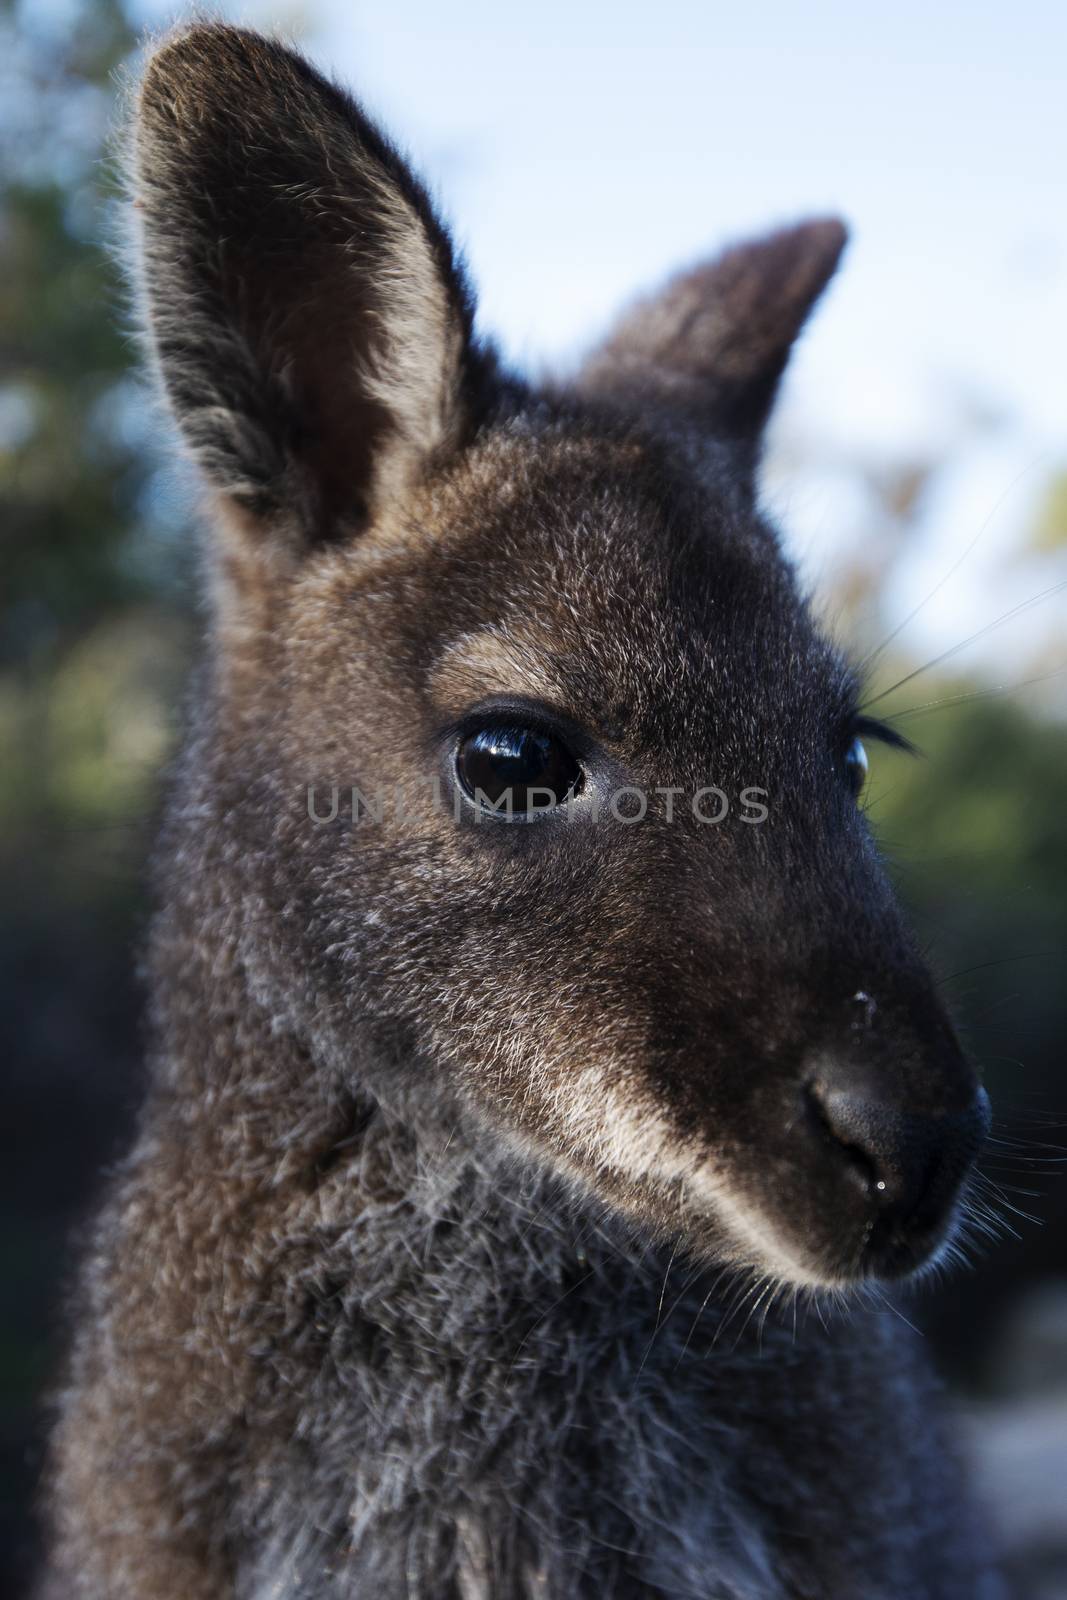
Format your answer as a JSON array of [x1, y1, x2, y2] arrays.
[[43, 24, 1003, 1599]]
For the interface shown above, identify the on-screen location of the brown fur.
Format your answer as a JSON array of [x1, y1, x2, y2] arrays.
[[43, 25, 1000, 1599]]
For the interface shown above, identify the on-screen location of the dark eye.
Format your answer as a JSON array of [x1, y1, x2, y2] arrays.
[[455, 724, 583, 816], [844, 734, 869, 798]]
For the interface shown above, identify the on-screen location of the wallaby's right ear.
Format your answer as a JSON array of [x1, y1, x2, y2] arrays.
[[134, 25, 487, 558]]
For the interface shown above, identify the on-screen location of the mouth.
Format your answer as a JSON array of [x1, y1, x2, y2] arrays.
[[682, 1184, 966, 1292], [679, 1118, 982, 1292], [850, 1188, 967, 1282]]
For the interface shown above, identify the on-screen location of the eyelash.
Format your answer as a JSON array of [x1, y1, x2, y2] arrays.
[[852, 715, 917, 756]]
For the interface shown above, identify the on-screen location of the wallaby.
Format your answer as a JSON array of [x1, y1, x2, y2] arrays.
[[45, 24, 1002, 1600]]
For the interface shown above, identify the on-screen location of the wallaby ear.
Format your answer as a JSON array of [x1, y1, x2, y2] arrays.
[[578, 218, 847, 459], [133, 25, 487, 558]]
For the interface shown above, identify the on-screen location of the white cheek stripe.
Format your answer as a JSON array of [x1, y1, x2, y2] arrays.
[[554, 1065, 838, 1290]]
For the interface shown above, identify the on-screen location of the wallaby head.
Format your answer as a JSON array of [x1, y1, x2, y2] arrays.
[[134, 25, 988, 1294]]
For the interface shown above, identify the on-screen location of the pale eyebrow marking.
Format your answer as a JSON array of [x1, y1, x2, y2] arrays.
[[428, 624, 564, 716]]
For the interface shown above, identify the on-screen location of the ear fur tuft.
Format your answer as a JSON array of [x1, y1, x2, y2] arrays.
[[579, 217, 848, 457]]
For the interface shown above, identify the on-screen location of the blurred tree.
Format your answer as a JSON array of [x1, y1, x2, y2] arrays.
[[1, 0, 191, 855], [863, 687, 1067, 1381], [1031, 468, 1067, 554], [0, 1, 192, 1587]]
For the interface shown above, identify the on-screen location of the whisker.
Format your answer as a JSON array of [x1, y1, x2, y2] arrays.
[[861, 577, 1067, 709], [939, 952, 1047, 984], [867, 1284, 923, 1337], [702, 1267, 765, 1358], [881, 663, 1067, 722], [858, 452, 1048, 674], [668, 1261, 735, 1370], [970, 1169, 1043, 1228], [728, 1272, 777, 1354], [635, 1249, 705, 1382]]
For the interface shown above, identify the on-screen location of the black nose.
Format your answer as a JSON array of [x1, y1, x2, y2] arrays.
[[805, 1077, 990, 1235]]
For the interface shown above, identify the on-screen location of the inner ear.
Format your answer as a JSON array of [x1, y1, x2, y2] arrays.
[[134, 25, 486, 550], [207, 227, 395, 537]]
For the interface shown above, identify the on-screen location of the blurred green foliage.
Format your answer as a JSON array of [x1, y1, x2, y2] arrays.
[[869, 689, 1067, 1091], [1, 0, 192, 902], [1, 1, 192, 1585], [1032, 469, 1067, 553], [861, 685, 1067, 1412]]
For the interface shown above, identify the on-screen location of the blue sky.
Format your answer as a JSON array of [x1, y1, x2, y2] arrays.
[[132, 0, 1067, 682], [304, 1, 1066, 429]]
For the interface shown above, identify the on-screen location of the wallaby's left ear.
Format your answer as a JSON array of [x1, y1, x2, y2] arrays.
[[134, 24, 489, 555], [578, 218, 847, 460]]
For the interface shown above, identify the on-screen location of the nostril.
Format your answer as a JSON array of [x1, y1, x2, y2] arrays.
[[804, 1081, 895, 1201], [803, 1078, 987, 1231]]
